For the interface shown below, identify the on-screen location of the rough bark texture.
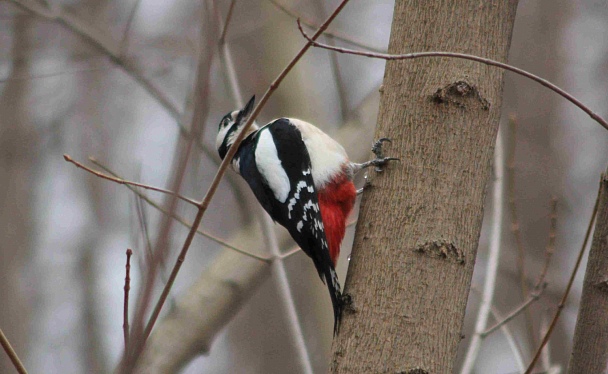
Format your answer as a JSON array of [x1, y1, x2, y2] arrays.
[[330, 1, 518, 373], [568, 172, 608, 374]]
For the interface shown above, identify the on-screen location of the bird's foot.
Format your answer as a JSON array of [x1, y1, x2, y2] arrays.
[[356, 138, 400, 173], [340, 292, 356, 314]]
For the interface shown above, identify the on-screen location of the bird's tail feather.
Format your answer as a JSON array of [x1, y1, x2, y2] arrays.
[[325, 266, 343, 335]]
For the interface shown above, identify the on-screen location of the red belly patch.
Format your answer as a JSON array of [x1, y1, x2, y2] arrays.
[[317, 173, 356, 266]]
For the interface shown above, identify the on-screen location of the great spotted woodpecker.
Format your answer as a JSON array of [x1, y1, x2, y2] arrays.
[[216, 96, 397, 333]]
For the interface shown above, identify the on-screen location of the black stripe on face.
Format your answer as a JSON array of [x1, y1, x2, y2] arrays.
[[218, 124, 239, 160]]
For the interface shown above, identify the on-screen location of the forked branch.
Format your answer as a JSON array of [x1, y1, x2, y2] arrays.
[[63, 155, 199, 207], [525, 184, 601, 373]]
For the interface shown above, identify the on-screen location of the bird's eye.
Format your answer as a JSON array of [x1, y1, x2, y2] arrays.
[[219, 114, 232, 130]]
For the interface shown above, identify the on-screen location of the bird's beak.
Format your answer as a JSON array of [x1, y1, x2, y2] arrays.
[[242, 95, 255, 118]]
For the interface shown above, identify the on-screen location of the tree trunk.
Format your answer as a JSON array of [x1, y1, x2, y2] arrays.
[[331, 1, 518, 373], [568, 171, 608, 374]]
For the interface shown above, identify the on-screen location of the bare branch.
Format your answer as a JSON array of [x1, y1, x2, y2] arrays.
[[123, 249, 133, 351], [216, 2, 314, 372], [534, 197, 558, 290], [481, 283, 547, 338], [218, 0, 236, 45], [140, 0, 352, 351], [489, 304, 526, 373], [63, 154, 199, 207], [525, 182, 601, 373], [469, 286, 526, 371], [267, 0, 384, 53], [119, 0, 142, 56], [460, 121, 506, 374], [90, 158, 270, 263], [9, 0, 205, 151], [0, 328, 27, 374], [298, 21, 608, 132], [506, 115, 535, 343]]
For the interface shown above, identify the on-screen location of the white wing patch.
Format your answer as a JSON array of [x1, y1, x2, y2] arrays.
[[255, 129, 290, 203]]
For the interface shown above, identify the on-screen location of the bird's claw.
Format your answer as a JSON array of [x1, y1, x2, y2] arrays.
[[340, 293, 356, 313], [371, 138, 392, 159], [372, 157, 400, 172], [369, 138, 400, 172]]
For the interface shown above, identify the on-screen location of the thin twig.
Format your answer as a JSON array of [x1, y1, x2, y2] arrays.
[[506, 115, 536, 345], [63, 155, 199, 207], [0, 327, 28, 374], [267, 0, 384, 53], [140, 0, 352, 348], [298, 22, 608, 132], [507, 116, 528, 294], [264, 214, 314, 374], [9, 0, 213, 155], [469, 286, 526, 372], [481, 283, 547, 337], [519, 197, 559, 366], [9, 0, 181, 120], [90, 158, 270, 262], [490, 304, 526, 373], [460, 122, 505, 374], [119, 0, 142, 57], [311, 0, 349, 120], [539, 310, 552, 373], [123, 249, 133, 351], [127, 2, 219, 363], [216, 2, 313, 372], [126, 137, 195, 371], [134, 193, 154, 266], [525, 185, 601, 373], [218, 0, 236, 45], [534, 198, 558, 290], [215, 0, 244, 107]]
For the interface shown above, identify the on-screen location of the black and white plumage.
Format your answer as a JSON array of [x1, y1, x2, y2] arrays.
[[216, 96, 397, 334]]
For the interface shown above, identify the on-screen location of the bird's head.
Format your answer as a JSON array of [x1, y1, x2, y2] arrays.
[[216, 95, 257, 160]]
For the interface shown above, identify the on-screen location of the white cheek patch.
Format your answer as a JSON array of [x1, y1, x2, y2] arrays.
[[215, 124, 232, 151], [255, 129, 290, 203]]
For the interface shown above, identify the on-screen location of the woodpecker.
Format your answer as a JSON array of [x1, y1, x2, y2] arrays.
[[216, 96, 397, 334]]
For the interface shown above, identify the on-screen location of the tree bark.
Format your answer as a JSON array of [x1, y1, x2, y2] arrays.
[[568, 171, 608, 374], [331, 1, 518, 373]]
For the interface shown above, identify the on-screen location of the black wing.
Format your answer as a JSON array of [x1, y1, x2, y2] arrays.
[[235, 118, 343, 333]]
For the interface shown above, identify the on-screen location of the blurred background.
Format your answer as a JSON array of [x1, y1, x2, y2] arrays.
[[0, 0, 607, 373]]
